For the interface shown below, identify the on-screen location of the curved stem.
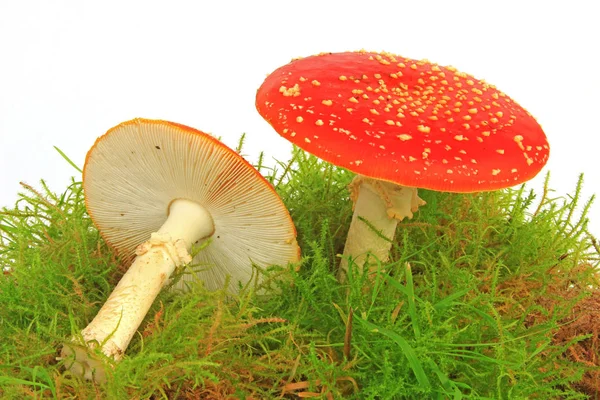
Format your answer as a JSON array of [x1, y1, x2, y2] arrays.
[[61, 199, 214, 382]]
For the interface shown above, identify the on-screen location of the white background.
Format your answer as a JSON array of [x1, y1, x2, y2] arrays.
[[1, 1, 598, 237]]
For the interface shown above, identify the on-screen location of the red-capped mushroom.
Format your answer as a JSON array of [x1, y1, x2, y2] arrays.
[[256, 50, 549, 276]]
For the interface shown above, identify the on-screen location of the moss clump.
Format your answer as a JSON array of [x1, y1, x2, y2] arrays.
[[1, 146, 598, 399]]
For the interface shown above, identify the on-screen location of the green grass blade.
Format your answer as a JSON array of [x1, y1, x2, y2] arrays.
[[357, 316, 432, 390], [53, 146, 82, 173]]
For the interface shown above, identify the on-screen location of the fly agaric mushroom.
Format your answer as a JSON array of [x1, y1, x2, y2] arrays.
[[256, 50, 549, 276], [61, 118, 299, 382]]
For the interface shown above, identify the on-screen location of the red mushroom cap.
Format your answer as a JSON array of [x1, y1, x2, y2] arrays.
[[256, 51, 549, 193]]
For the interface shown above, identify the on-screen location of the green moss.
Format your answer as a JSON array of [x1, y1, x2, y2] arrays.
[[1, 145, 598, 399]]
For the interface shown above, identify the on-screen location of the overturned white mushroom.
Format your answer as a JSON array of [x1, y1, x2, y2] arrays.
[[61, 118, 299, 382]]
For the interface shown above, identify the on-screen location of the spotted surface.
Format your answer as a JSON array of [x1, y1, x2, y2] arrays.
[[256, 51, 550, 192]]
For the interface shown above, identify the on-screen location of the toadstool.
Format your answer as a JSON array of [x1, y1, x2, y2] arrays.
[[61, 118, 300, 381], [255, 50, 549, 276]]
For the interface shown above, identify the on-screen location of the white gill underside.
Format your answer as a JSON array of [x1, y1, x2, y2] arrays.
[[339, 176, 426, 278], [84, 120, 299, 293]]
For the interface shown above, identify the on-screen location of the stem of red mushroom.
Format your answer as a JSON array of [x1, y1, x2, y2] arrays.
[[61, 199, 214, 382], [339, 176, 425, 279]]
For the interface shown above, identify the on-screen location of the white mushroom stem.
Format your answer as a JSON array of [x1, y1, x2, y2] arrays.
[[61, 199, 214, 382], [339, 176, 425, 279]]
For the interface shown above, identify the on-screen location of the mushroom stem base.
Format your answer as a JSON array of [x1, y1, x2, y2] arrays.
[[339, 176, 425, 280], [61, 199, 215, 382], [61, 241, 183, 382]]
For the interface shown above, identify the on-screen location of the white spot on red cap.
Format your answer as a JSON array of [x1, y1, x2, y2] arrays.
[[279, 84, 301, 97], [514, 135, 525, 150]]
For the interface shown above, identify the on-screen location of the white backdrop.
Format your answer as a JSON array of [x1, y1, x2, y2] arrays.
[[1, 0, 598, 237]]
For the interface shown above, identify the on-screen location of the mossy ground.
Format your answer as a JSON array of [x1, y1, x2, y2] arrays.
[[1, 146, 599, 399]]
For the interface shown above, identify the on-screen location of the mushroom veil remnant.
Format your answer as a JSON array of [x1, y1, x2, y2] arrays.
[[256, 50, 549, 276], [61, 118, 299, 382]]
